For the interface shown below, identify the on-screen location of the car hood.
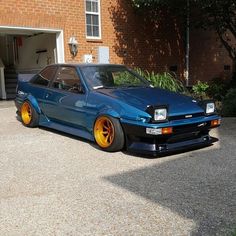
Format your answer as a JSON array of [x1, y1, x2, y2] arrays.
[[96, 87, 203, 116]]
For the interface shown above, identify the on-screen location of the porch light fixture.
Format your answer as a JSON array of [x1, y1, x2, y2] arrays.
[[68, 37, 78, 57]]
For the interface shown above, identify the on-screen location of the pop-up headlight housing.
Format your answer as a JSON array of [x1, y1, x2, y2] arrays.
[[206, 102, 215, 114], [154, 108, 167, 121], [146, 105, 168, 123]]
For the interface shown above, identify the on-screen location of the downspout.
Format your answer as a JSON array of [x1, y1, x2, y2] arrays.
[[185, 0, 190, 87]]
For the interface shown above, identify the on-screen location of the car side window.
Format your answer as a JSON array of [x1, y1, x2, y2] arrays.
[[52, 67, 82, 93], [31, 66, 57, 86]]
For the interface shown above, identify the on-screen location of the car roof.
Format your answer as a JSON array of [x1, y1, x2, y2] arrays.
[[48, 63, 126, 68]]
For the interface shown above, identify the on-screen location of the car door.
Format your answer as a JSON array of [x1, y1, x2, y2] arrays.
[[41, 66, 88, 130], [28, 65, 58, 106]]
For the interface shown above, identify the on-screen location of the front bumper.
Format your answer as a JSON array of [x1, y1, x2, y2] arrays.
[[121, 115, 220, 155]]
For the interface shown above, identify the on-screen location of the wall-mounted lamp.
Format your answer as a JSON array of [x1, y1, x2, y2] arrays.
[[68, 37, 78, 57]]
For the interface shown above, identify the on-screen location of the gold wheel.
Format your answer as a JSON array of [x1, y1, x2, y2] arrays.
[[94, 116, 115, 148], [21, 102, 32, 125]]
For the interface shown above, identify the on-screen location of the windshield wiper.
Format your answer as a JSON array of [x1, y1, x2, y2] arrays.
[[93, 85, 117, 90], [121, 85, 147, 88], [93, 85, 104, 89]]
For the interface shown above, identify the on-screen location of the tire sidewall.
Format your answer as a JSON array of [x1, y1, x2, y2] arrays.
[[21, 101, 39, 128], [94, 115, 124, 152]]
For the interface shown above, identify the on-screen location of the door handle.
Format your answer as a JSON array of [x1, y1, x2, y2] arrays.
[[45, 92, 52, 99]]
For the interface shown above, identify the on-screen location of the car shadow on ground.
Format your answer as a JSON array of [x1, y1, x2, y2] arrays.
[[103, 124, 236, 235], [104, 150, 236, 235]]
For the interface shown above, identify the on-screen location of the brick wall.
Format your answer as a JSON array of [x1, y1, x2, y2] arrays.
[[0, 1, 185, 73], [189, 28, 233, 84]]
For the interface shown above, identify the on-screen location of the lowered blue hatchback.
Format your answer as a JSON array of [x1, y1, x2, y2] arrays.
[[15, 64, 221, 155]]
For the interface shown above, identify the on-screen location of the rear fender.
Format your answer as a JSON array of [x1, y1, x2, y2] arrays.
[[24, 94, 41, 114]]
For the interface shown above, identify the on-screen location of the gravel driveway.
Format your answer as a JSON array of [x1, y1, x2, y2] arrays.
[[0, 101, 235, 236]]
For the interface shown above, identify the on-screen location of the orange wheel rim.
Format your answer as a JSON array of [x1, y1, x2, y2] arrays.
[[21, 102, 32, 125], [94, 117, 114, 148]]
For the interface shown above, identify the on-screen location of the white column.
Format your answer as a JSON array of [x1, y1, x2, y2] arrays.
[[0, 59, 7, 100], [56, 31, 65, 63]]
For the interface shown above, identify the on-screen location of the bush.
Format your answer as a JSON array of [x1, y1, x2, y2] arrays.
[[229, 72, 236, 88], [192, 81, 209, 100], [207, 77, 229, 101], [222, 88, 236, 117], [135, 68, 186, 93]]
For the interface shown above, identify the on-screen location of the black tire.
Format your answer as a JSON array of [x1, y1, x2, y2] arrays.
[[94, 115, 125, 152], [20, 101, 39, 128]]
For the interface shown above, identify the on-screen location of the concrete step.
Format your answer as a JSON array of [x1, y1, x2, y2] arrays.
[[5, 70, 17, 100], [5, 75, 18, 79], [5, 78, 18, 84], [6, 83, 17, 89], [6, 94, 16, 100], [6, 87, 16, 93]]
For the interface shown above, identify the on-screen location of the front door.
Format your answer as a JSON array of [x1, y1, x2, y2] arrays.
[[42, 66, 87, 130]]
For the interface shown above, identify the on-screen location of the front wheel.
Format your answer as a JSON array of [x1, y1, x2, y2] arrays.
[[94, 115, 124, 152], [20, 101, 39, 127]]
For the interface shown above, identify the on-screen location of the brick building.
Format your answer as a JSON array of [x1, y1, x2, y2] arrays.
[[0, 0, 233, 99]]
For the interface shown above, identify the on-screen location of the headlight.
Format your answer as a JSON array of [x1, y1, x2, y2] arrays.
[[154, 108, 167, 121], [206, 102, 215, 114]]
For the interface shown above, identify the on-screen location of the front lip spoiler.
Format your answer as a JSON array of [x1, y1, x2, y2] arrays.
[[126, 134, 212, 156]]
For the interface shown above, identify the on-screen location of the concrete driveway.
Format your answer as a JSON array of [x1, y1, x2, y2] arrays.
[[0, 101, 235, 236]]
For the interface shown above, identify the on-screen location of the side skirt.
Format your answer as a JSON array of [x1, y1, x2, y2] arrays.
[[39, 116, 94, 142]]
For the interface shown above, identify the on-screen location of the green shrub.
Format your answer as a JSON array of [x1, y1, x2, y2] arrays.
[[229, 72, 236, 88], [207, 77, 229, 101], [222, 88, 236, 117], [135, 68, 186, 93], [231, 228, 236, 236], [192, 81, 209, 100]]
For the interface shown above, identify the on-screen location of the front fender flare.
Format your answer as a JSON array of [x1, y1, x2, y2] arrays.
[[97, 109, 120, 119], [92, 109, 120, 129]]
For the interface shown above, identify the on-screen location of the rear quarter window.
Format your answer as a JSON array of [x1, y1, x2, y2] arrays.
[[31, 66, 57, 87]]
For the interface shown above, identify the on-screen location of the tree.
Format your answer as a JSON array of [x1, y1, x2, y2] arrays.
[[195, 0, 236, 63], [132, 0, 236, 68]]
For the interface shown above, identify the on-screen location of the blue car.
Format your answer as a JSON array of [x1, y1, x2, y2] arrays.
[[15, 64, 221, 155]]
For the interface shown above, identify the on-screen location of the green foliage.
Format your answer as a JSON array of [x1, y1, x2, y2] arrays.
[[113, 70, 143, 86], [135, 68, 186, 93], [207, 77, 229, 101], [132, 0, 185, 10], [231, 228, 236, 236], [222, 88, 236, 117], [192, 80, 209, 100]]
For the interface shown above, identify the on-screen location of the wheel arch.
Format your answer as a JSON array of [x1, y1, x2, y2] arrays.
[[93, 109, 120, 129], [23, 94, 41, 114]]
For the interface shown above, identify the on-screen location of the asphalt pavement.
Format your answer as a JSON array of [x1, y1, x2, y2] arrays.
[[0, 101, 235, 236]]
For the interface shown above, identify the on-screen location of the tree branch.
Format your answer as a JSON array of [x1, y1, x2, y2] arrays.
[[217, 30, 236, 60]]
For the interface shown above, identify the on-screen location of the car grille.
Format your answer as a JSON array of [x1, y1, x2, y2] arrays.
[[173, 121, 211, 134], [168, 112, 205, 121]]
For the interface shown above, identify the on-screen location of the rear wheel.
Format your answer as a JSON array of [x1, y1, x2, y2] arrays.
[[94, 115, 124, 152], [21, 101, 39, 127]]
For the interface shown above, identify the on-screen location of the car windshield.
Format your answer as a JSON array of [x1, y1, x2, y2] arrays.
[[80, 65, 150, 89]]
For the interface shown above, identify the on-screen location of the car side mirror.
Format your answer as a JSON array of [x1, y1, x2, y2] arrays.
[[78, 84, 85, 94], [70, 83, 85, 94]]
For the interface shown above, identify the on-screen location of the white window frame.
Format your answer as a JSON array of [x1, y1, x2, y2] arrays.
[[85, 0, 102, 40]]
